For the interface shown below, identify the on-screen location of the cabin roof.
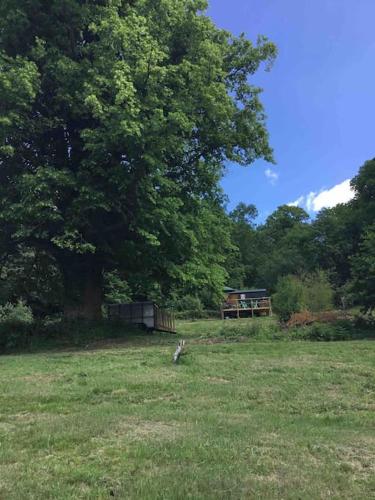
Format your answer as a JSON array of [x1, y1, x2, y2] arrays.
[[228, 288, 267, 294]]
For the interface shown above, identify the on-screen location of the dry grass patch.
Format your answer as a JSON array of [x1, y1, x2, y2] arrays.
[[206, 376, 231, 383], [112, 418, 185, 442]]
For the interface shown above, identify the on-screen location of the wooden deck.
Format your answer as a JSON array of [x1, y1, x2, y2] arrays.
[[221, 297, 272, 319]]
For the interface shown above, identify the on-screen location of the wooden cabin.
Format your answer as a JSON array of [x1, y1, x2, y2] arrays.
[[221, 288, 272, 319], [107, 301, 176, 333]]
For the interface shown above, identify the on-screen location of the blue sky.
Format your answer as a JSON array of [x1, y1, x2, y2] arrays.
[[208, 0, 375, 220]]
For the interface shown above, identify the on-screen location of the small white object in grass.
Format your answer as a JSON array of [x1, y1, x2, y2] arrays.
[[173, 340, 186, 364]]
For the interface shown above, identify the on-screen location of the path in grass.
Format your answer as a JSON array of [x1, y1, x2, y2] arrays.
[[0, 322, 374, 498]]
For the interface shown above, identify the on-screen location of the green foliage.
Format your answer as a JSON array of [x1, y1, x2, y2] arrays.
[[0, 299, 33, 326], [291, 321, 354, 342], [104, 271, 132, 305], [171, 294, 203, 312], [167, 294, 211, 319], [350, 225, 375, 312], [0, 51, 39, 156], [351, 158, 375, 227], [0, 247, 62, 314], [302, 271, 334, 313], [312, 204, 359, 289], [263, 205, 309, 238], [226, 203, 317, 293], [0, 299, 34, 352], [272, 275, 305, 322], [272, 272, 334, 323], [0, 0, 276, 318], [229, 202, 258, 225]]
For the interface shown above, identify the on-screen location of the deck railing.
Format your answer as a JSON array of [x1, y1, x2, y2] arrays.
[[221, 297, 272, 318]]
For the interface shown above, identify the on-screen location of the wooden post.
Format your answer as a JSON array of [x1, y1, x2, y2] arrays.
[[173, 340, 185, 364], [269, 297, 273, 317], [237, 300, 239, 319], [251, 299, 254, 318]]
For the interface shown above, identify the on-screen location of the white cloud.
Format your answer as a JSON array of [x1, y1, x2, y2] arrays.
[[265, 168, 279, 185], [288, 179, 355, 212], [306, 191, 318, 212], [288, 195, 304, 207]]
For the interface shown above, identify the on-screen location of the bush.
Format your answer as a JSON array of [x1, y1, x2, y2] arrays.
[[169, 295, 204, 313], [273, 272, 335, 323], [302, 271, 333, 312], [0, 300, 34, 325], [272, 276, 305, 323], [174, 309, 220, 320], [0, 300, 34, 352], [303, 321, 353, 341]]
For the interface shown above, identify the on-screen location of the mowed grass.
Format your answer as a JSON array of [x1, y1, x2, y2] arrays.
[[0, 319, 374, 499]]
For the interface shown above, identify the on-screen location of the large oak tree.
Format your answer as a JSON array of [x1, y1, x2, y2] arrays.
[[0, 0, 276, 318]]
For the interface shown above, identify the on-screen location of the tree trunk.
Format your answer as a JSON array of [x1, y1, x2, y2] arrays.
[[61, 256, 103, 321]]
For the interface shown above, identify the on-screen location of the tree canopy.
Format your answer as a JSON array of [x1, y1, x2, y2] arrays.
[[0, 0, 276, 318]]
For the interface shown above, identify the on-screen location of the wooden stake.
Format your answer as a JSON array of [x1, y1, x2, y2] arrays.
[[173, 340, 186, 364]]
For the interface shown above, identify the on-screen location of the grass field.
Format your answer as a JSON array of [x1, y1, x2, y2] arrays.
[[0, 319, 374, 499]]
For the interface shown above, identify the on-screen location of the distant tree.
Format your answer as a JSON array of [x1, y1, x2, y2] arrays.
[[229, 203, 258, 225], [351, 158, 375, 227], [350, 226, 375, 313], [256, 205, 316, 290], [263, 205, 309, 240], [349, 159, 375, 312], [227, 203, 258, 288], [0, 0, 276, 319], [302, 271, 334, 313], [225, 203, 317, 292], [272, 275, 305, 323], [312, 204, 359, 289]]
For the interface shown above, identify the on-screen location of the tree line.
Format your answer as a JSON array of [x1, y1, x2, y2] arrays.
[[224, 159, 375, 315]]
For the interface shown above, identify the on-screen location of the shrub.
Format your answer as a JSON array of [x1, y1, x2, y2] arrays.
[[0, 300, 33, 326], [303, 321, 353, 341], [169, 295, 204, 313], [273, 272, 335, 323], [174, 309, 219, 320], [272, 276, 305, 323], [302, 271, 333, 312], [0, 300, 34, 352]]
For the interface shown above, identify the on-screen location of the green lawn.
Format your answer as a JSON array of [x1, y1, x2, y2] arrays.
[[0, 319, 374, 499]]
